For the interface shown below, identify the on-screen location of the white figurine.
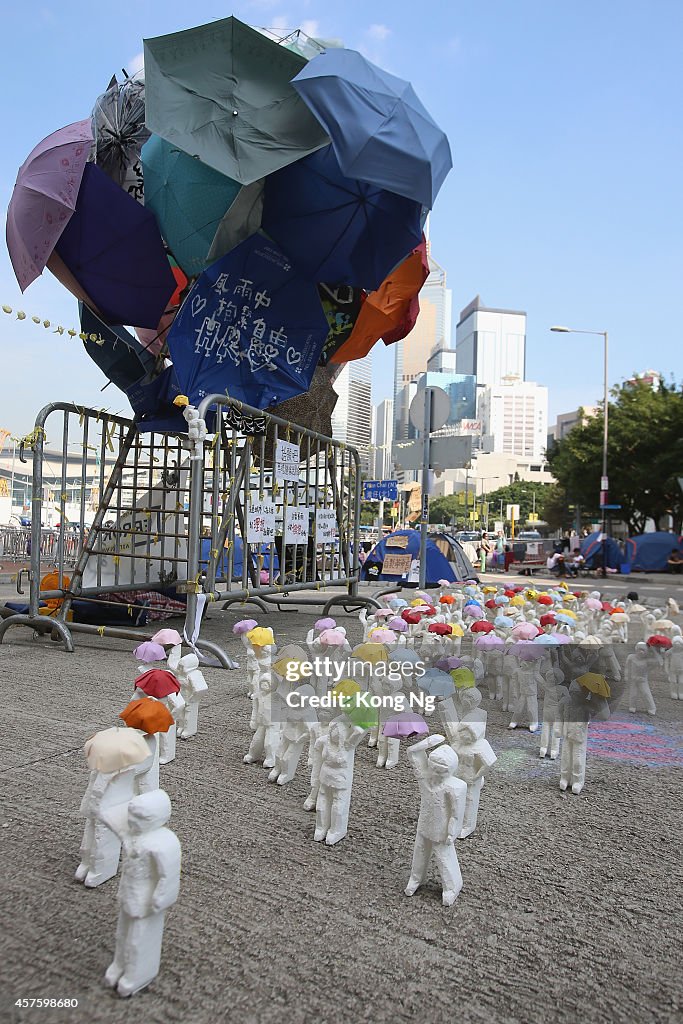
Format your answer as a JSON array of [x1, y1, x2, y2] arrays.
[[539, 667, 564, 760], [313, 715, 366, 846], [166, 646, 208, 739], [243, 672, 281, 769], [447, 691, 496, 839], [508, 657, 540, 733], [76, 728, 150, 888], [100, 790, 181, 998], [404, 735, 467, 906], [268, 684, 318, 785], [559, 681, 610, 795], [625, 642, 656, 715], [666, 636, 683, 700]]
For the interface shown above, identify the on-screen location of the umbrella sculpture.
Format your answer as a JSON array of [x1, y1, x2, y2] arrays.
[[262, 144, 422, 291], [450, 667, 475, 689], [132, 641, 166, 663], [141, 135, 242, 276], [317, 282, 364, 364], [143, 17, 329, 184], [52, 163, 176, 328], [119, 696, 174, 733], [83, 726, 150, 773], [91, 75, 149, 201], [79, 303, 155, 393], [419, 669, 455, 698], [167, 233, 330, 409], [292, 47, 452, 208], [135, 669, 182, 699], [207, 179, 265, 263], [6, 119, 93, 291], [382, 712, 429, 739], [576, 672, 611, 699]]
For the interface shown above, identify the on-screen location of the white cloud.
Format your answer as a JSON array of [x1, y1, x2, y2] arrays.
[[126, 51, 144, 79], [300, 19, 319, 37], [367, 23, 390, 41]]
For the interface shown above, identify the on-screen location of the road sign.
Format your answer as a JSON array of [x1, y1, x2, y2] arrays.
[[600, 504, 622, 510], [392, 436, 472, 472], [409, 386, 450, 432], [506, 504, 520, 520], [363, 479, 398, 501], [601, 476, 609, 491]]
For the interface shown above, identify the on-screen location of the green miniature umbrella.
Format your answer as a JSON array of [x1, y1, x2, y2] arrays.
[[143, 16, 329, 185]]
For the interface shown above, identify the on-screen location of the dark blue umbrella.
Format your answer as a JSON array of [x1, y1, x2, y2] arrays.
[[292, 48, 452, 209], [125, 364, 186, 434], [54, 163, 176, 328], [167, 233, 329, 409], [262, 145, 422, 291], [79, 303, 154, 392]]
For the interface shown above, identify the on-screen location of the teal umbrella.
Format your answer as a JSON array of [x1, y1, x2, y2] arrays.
[[141, 135, 241, 277], [143, 16, 329, 185]]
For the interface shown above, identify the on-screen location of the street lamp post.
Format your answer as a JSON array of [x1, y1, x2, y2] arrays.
[[551, 326, 609, 576]]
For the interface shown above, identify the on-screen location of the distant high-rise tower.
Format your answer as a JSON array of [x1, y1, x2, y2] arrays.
[[371, 398, 394, 479], [478, 377, 548, 460], [331, 354, 373, 472], [455, 296, 526, 387]]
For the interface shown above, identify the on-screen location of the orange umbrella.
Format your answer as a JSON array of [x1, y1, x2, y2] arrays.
[[330, 236, 428, 363], [119, 697, 174, 734]]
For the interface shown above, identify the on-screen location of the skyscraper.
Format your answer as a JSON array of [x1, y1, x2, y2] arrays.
[[371, 398, 394, 479], [455, 295, 526, 387], [478, 377, 548, 461], [331, 353, 373, 472]]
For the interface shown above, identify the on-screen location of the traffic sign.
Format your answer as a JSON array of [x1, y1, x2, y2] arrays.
[[600, 504, 622, 510], [409, 386, 450, 432], [363, 479, 398, 501]]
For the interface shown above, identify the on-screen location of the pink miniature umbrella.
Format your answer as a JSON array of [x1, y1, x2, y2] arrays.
[[151, 628, 183, 646], [372, 608, 395, 619], [584, 598, 602, 611], [511, 622, 540, 640], [474, 634, 504, 649], [382, 712, 429, 739], [315, 617, 336, 630], [463, 605, 485, 620], [387, 617, 409, 632], [507, 640, 545, 661], [232, 619, 258, 635], [368, 628, 396, 644], [435, 656, 463, 670], [319, 628, 347, 646], [647, 635, 673, 649], [7, 119, 93, 291], [470, 620, 495, 634], [549, 632, 571, 644], [133, 641, 166, 663], [135, 669, 181, 698]]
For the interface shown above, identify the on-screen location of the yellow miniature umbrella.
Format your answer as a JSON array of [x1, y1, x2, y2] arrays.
[[410, 598, 426, 607], [526, 589, 538, 600], [449, 623, 465, 637], [272, 643, 308, 679], [450, 667, 475, 689], [511, 595, 526, 607], [330, 679, 362, 701], [246, 626, 275, 647], [562, 593, 577, 603], [559, 607, 578, 620], [482, 586, 497, 594], [576, 672, 611, 698], [352, 642, 389, 664]]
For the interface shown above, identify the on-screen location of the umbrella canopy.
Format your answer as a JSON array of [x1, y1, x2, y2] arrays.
[[207, 180, 265, 263], [330, 238, 428, 363], [382, 712, 429, 739], [340, 691, 377, 730], [92, 76, 149, 201], [317, 282, 364, 364], [330, 679, 361, 701], [352, 642, 389, 664], [647, 635, 673, 649], [450, 667, 476, 689], [119, 696, 174, 734], [53, 163, 176, 328], [83, 726, 150, 773], [272, 644, 309, 679], [144, 17, 329, 185], [267, 364, 339, 439], [247, 626, 275, 647], [150, 628, 183, 646], [419, 669, 456, 697], [292, 48, 452, 208], [262, 144, 422, 291], [132, 641, 166, 663], [474, 634, 504, 649], [470, 620, 495, 634], [507, 641, 545, 661], [79, 303, 153, 392], [142, 135, 241, 276], [167, 233, 329, 409], [7, 119, 93, 291], [576, 672, 611, 698], [135, 669, 181, 699]]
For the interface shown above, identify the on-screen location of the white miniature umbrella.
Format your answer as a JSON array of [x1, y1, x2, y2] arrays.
[[83, 726, 150, 773]]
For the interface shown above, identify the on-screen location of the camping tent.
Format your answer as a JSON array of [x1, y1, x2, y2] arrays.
[[580, 533, 623, 571], [361, 529, 477, 587], [624, 532, 683, 573]]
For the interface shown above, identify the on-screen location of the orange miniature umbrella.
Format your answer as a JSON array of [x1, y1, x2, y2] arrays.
[[119, 697, 174, 734], [330, 237, 428, 363]]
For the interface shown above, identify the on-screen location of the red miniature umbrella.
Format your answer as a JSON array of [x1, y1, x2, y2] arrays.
[[439, 595, 455, 605], [428, 622, 452, 635], [119, 697, 174, 733], [537, 595, 553, 606], [540, 613, 557, 627], [601, 602, 614, 613], [485, 599, 497, 609], [647, 635, 673, 649], [470, 620, 495, 633], [421, 605, 437, 617], [135, 669, 181, 698], [402, 610, 422, 625]]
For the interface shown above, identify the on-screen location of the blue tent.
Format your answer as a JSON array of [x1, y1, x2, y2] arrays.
[[625, 532, 683, 572], [361, 529, 476, 586], [200, 537, 278, 582], [580, 533, 623, 571]]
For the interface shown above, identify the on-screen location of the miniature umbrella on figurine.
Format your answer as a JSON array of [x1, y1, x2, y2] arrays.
[[382, 712, 429, 739], [450, 667, 476, 689], [419, 669, 456, 698], [83, 726, 151, 773], [647, 635, 673, 649], [576, 672, 611, 698], [135, 669, 181, 699], [119, 697, 174, 733], [151, 628, 183, 646], [133, 641, 166, 663]]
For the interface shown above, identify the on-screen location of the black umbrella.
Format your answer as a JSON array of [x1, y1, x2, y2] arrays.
[[92, 75, 150, 202], [79, 302, 154, 393]]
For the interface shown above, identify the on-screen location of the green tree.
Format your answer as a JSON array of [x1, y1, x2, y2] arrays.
[[546, 380, 683, 534], [484, 481, 555, 528]]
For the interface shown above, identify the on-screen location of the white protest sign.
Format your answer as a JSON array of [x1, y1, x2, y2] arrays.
[[275, 439, 301, 482], [284, 506, 310, 545], [247, 501, 276, 544], [315, 508, 338, 545]]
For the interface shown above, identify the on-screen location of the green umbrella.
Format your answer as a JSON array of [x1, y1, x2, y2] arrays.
[[141, 135, 241, 276], [143, 17, 329, 185], [207, 179, 264, 263]]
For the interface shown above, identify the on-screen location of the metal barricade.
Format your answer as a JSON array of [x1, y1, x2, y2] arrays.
[[181, 393, 378, 622], [0, 398, 377, 663]]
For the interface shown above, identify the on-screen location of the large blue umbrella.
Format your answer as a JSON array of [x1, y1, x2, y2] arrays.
[[141, 135, 241, 277], [79, 303, 154, 393], [167, 233, 329, 409], [292, 48, 452, 209], [54, 163, 176, 328], [262, 145, 422, 290]]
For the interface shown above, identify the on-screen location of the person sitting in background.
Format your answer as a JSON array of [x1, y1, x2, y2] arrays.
[[567, 548, 586, 577], [668, 549, 683, 574], [547, 551, 565, 576]]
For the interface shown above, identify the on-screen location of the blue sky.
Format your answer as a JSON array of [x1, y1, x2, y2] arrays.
[[1, 0, 681, 434]]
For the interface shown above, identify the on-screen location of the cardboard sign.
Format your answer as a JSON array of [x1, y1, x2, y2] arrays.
[[247, 501, 276, 544], [386, 534, 409, 549], [284, 506, 310, 545], [382, 553, 412, 575], [315, 508, 338, 545], [275, 439, 301, 482]]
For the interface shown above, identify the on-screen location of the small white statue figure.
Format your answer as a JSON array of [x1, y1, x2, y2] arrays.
[[304, 722, 326, 812], [404, 735, 467, 906], [182, 404, 208, 446], [244, 672, 281, 768], [76, 727, 150, 888], [508, 657, 540, 733], [666, 636, 683, 700], [100, 790, 181, 998], [268, 684, 318, 785], [447, 691, 497, 839], [501, 645, 520, 712], [167, 646, 208, 739], [559, 681, 610, 795], [539, 667, 564, 760], [625, 642, 656, 715], [313, 715, 366, 846]]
